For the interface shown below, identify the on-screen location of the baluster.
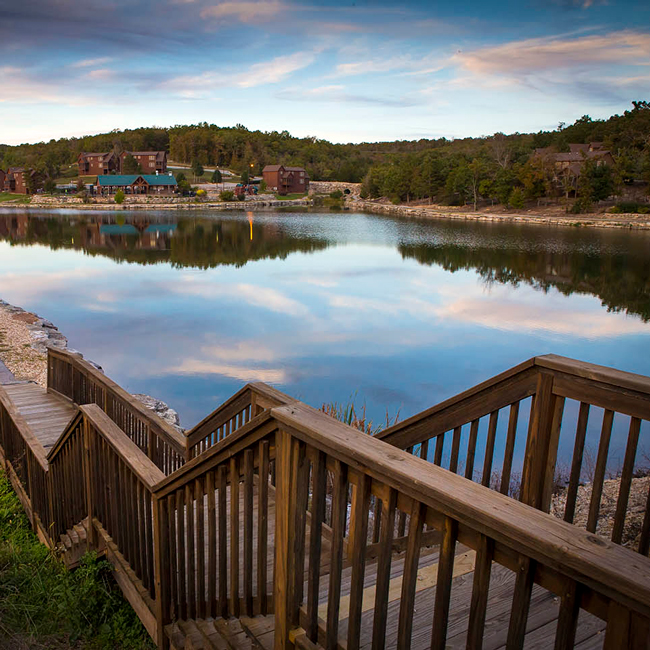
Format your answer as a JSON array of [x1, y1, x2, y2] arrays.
[[430, 516, 458, 650], [501, 401, 520, 495], [258, 441, 270, 615], [466, 534, 494, 650], [587, 409, 614, 533], [449, 426, 461, 474], [565, 402, 590, 523], [466, 419, 479, 481], [206, 470, 216, 618], [482, 410, 499, 487], [612, 417, 641, 544], [307, 450, 327, 642], [230, 456, 240, 617], [506, 556, 536, 648]]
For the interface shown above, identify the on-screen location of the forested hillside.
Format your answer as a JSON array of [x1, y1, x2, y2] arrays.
[[1, 101, 648, 207]]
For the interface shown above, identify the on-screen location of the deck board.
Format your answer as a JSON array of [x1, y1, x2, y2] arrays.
[[2, 382, 77, 451]]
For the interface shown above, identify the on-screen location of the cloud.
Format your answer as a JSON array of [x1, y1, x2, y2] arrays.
[[200, 1, 287, 24], [334, 53, 445, 78], [238, 51, 315, 87], [276, 85, 425, 107], [172, 359, 287, 383], [453, 30, 650, 78], [0, 67, 97, 105], [71, 57, 113, 68]]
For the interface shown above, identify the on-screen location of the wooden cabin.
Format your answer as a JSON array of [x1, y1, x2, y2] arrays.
[[3, 167, 34, 194], [120, 151, 167, 174], [78, 152, 119, 175], [262, 164, 309, 195]]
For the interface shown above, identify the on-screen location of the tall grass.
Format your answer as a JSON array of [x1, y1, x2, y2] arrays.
[[0, 469, 153, 649]]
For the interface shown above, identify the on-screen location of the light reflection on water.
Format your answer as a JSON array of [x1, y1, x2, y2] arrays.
[[0, 208, 649, 470]]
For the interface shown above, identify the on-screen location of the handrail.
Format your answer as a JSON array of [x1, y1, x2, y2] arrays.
[[48, 348, 187, 472], [185, 381, 293, 457], [271, 401, 650, 648]]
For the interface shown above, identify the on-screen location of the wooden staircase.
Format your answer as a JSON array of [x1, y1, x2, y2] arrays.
[[1, 348, 649, 649]]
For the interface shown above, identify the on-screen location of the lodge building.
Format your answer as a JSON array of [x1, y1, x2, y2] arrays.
[[96, 174, 178, 196], [2, 167, 35, 194], [78, 151, 167, 175], [262, 164, 309, 195]]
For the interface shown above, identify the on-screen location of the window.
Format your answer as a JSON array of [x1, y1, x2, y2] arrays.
[[300, 179, 304, 184], [149, 156, 155, 160]]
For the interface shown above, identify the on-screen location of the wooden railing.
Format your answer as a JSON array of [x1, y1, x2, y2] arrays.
[[2, 355, 650, 649], [272, 401, 650, 649], [48, 348, 187, 474], [0, 387, 53, 544], [377, 354, 650, 555], [185, 382, 292, 458]]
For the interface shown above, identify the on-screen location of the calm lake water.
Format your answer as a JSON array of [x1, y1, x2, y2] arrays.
[[1, 208, 649, 470]]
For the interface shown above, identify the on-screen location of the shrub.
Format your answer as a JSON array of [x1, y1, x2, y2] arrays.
[[44, 179, 57, 194], [237, 193, 246, 201], [508, 187, 525, 209], [329, 189, 343, 199], [196, 189, 207, 199], [114, 189, 125, 204], [219, 190, 234, 201], [570, 197, 593, 214], [610, 201, 650, 214]]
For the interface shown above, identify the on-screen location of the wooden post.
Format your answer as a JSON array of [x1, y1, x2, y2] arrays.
[[274, 428, 295, 650], [82, 417, 97, 550], [520, 372, 557, 511], [152, 495, 170, 650]]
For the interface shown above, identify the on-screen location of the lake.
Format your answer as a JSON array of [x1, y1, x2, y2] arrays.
[[1, 208, 649, 471]]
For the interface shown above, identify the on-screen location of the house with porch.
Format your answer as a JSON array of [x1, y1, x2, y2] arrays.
[[96, 174, 178, 196], [262, 164, 309, 195], [78, 152, 120, 175], [3, 167, 35, 194]]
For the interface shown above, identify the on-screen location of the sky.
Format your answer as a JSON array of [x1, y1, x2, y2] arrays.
[[0, 0, 649, 145]]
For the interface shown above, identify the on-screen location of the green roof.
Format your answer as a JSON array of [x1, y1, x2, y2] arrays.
[[97, 174, 177, 187]]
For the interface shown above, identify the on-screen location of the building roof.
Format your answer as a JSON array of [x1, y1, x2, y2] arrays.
[[123, 151, 166, 160], [80, 152, 112, 159], [97, 174, 177, 187], [263, 164, 283, 172]]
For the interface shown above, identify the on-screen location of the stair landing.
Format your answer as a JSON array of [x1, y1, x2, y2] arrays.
[[2, 382, 77, 452]]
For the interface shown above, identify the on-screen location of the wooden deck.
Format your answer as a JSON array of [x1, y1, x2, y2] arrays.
[[0, 359, 16, 384], [2, 382, 76, 451], [165, 486, 607, 650]]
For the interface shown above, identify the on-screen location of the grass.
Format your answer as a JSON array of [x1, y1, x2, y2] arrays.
[[0, 193, 31, 204], [274, 192, 308, 201], [0, 469, 154, 649]]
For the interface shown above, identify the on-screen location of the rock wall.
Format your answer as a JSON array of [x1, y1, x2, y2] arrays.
[[310, 181, 361, 196]]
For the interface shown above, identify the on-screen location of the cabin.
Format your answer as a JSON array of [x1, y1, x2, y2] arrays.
[[0, 169, 5, 192], [262, 164, 309, 195], [120, 151, 168, 174], [534, 142, 614, 177], [3, 167, 34, 194], [96, 173, 178, 196], [78, 152, 119, 175]]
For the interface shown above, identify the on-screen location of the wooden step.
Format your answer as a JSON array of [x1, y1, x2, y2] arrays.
[[165, 618, 257, 650], [177, 620, 207, 649]]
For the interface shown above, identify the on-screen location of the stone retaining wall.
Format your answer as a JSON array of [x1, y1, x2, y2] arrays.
[[310, 181, 361, 195]]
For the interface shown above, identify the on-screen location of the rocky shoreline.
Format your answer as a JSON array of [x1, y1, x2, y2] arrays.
[[0, 300, 182, 430], [352, 198, 650, 230]]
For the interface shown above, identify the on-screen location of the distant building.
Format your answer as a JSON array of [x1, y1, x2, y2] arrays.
[[534, 142, 614, 178], [120, 151, 167, 174], [0, 169, 5, 192], [262, 165, 309, 195], [3, 167, 34, 194], [96, 174, 178, 196], [78, 152, 119, 175]]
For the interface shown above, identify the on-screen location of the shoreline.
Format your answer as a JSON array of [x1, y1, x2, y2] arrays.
[[352, 199, 650, 231], [0, 299, 182, 430], [1, 194, 649, 230]]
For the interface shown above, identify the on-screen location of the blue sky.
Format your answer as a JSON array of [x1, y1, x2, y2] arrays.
[[0, 0, 649, 145]]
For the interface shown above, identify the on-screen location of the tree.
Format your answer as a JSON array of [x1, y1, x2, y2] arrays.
[[241, 169, 249, 184], [76, 178, 86, 193], [115, 189, 125, 204], [192, 160, 204, 180], [211, 169, 222, 183], [490, 133, 512, 170], [122, 154, 140, 174], [44, 179, 57, 194]]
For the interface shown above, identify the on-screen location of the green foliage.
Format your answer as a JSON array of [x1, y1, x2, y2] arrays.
[[610, 202, 650, 214], [241, 169, 249, 184], [191, 159, 204, 178], [44, 179, 57, 194], [211, 169, 222, 183], [259, 179, 267, 192], [220, 190, 235, 201], [0, 470, 153, 649], [114, 189, 125, 204], [329, 189, 343, 199], [122, 154, 140, 175], [570, 196, 593, 213], [508, 187, 525, 209], [237, 193, 246, 201]]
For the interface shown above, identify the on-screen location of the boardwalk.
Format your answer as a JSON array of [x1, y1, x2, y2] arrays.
[[0, 348, 648, 650], [2, 382, 76, 451]]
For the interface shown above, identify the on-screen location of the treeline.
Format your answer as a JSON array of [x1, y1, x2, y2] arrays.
[[1, 101, 649, 204], [361, 101, 650, 209]]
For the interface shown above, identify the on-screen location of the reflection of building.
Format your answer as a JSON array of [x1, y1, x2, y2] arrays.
[[262, 165, 309, 195], [96, 174, 178, 196], [0, 169, 5, 191]]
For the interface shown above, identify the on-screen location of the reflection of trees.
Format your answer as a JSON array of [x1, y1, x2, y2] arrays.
[[400, 236, 650, 322], [0, 214, 329, 269]]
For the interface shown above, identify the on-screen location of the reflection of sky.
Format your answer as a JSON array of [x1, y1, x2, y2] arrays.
[[0, 211, 649, 473]]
